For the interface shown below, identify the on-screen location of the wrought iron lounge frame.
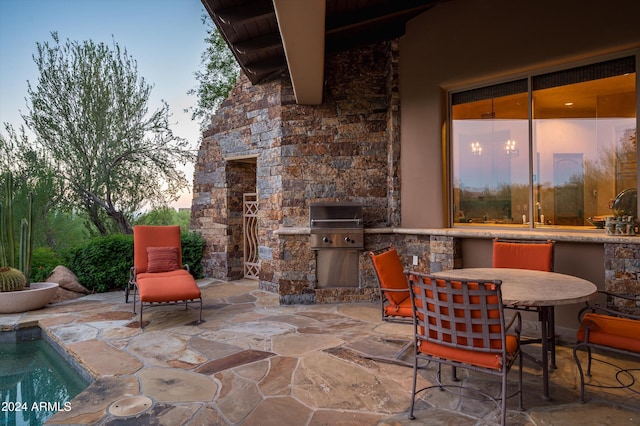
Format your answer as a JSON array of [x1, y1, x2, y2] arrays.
[[128, 265, 203, 328]]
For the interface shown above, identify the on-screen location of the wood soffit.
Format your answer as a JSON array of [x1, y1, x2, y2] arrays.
[[201, 0, 446, 86]]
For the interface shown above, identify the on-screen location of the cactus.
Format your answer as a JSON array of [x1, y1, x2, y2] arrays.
[[0, 172, 34, 287], [0, 266, 26, 292]]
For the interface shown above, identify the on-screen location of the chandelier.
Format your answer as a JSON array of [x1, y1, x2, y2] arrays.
[[471, 141, 483, 156], [504, 139, 519, 157]]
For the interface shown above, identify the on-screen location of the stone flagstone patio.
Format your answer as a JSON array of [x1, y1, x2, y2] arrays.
[[0, 278, 638, 425]]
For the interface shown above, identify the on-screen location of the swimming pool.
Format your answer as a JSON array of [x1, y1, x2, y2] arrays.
[[0, 328, 89, 425]]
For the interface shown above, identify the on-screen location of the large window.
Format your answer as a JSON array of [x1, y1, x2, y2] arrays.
[[451, 56, 636, 229]]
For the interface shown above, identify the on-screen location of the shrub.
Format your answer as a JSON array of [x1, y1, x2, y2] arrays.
[[30, 247, 62, 283], [64, 234, 133, 293], [181, 231, 206, 279]]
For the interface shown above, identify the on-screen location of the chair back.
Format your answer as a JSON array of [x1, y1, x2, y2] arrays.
[[409, 273, 507, 361], [492, 238, 554, 271], [133, 225, 183, 273], [369, 246, 410, 307]]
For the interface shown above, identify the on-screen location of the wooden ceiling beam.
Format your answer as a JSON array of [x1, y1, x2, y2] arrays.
[[214, 0, 275, 26], [233, 33, 282, 56], [243, 56, 288, 77], [326, 0, 440, 35]]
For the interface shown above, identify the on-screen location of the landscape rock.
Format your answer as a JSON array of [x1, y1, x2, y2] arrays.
[[46, 265, 90, 303]]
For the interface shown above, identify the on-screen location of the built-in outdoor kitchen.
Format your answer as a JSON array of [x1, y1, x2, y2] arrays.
[[191, 39, 402, 304], [310, 202, 364, 289], [193, 1, 640, 334]]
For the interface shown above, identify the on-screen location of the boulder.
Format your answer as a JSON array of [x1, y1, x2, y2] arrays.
[[46, 266, 90, 303]]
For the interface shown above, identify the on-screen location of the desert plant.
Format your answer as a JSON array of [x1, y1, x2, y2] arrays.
[[0, 172, 34, 285], [0, 266, 27, 292]]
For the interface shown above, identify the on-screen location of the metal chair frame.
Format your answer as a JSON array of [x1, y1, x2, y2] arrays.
[[493, 238, 557, 371], [408, 272, 523, 426], [366, 244, 416, 366], [129, 264, 203, 327], [573, 291, 640, 402]]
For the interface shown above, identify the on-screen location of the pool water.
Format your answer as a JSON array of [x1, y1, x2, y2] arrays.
[[0, 336, 89, 425]]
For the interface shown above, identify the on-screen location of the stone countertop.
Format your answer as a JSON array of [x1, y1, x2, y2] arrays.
[[274, 226, 639, 244], [429, 268, 598, 307]]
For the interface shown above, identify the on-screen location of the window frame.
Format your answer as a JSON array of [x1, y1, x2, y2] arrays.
[[446, 52, 639, 230]]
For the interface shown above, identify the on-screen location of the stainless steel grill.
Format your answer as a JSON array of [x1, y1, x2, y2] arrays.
[[310, 202, 363, 288]]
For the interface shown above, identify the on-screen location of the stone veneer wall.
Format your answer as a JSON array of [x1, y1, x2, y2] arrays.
[[192, 75, 282, 280], [604, 243, 640, 314], [192, 41, 402, 301]]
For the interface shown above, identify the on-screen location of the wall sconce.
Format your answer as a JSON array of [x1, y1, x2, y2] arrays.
[[471, 141, 483, 156], [504, 139, 519, 157]]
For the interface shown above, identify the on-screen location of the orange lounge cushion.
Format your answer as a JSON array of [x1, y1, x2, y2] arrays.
[[147, 246, 180, 273], [133, 226, 183, 273], [492, 241, 553, 271], [137, 271, 201, 303], [371, 248, 410, 306], [576, 313, 640, 353], [419, 335, 519, 370], [384, 295, 413, 318], [137, 269, 190, 280]]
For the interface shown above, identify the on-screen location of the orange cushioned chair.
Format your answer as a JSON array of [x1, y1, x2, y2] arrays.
[[128, 225, 203, 327], [573, 291, 640, 402], [492, 238, 557, 367], [368, 245, 415, 365], [370, 245, 412, 322], [408, 272, 523, 426]]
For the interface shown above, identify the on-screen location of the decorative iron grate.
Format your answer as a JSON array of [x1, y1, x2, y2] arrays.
[[243, 193, 259, 280]]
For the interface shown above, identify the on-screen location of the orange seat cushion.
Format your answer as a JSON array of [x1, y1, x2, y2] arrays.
[[419, 335, 519, 370], [576, 313, 640, 353], [384, 295, 412, 318], [492, 241, 553, 271], [137, 270, 201, 303], [371, 248, 410, 307]]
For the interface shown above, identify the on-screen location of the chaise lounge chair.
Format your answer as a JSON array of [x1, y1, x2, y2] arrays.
[[127, 225, 203, 327]]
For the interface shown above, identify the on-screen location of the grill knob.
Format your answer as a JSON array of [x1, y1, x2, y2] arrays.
[[344, 237, 352, 243], [323, 237, 330, 243]]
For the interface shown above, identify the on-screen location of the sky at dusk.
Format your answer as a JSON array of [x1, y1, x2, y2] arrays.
[[0, 0, 209, 209]]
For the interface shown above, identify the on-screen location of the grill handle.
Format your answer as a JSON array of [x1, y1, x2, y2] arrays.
[[311, 218, 362, 226]]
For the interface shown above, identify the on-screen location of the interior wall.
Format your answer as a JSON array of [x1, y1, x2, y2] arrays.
[[399, 0, 640, 228]]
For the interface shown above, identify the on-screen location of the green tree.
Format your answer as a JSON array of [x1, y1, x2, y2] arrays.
[[1, 128, 94, 252], [134, 207, 191, 233], [187, 15, 239, 125], [0, 127, 63, 248], [20, 32, 195, 235]]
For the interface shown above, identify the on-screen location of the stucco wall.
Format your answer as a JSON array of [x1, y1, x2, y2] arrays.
[[399, 0, 640, 228]]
